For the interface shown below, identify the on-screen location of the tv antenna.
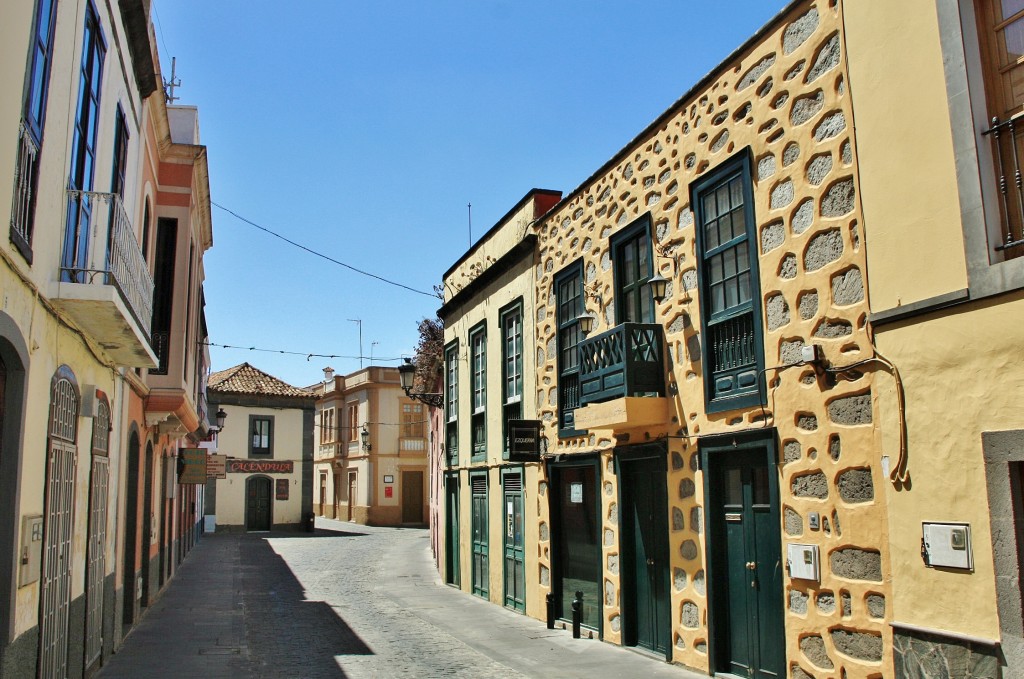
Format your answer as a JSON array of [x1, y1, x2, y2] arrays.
[[164, 57, 182, 104]]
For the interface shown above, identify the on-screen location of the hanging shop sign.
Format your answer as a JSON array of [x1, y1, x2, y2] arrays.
[[178, 448, 208, 485], [207, 454, 227, 479], [507, 420, 542, 462], [228, 460, 294, 474]]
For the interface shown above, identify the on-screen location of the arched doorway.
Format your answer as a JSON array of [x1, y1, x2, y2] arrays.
[[122, 430, 140, 625], [141, 442, 153, 607], [84, 395, 110, 670], [39, 366, 79, 679], [245, 477, 272, 531], [0, 325, 27, 666]]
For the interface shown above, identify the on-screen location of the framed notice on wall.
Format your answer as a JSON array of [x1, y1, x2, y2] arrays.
[[276, 478, 289, 501]]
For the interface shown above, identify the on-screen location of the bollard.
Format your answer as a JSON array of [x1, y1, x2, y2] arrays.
[[546, 592, 555, 629], [572, 590, 583, 639]]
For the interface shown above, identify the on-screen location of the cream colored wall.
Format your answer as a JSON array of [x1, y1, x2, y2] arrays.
[[212, 403, 306, 527], [1, 0, 155, 642], [444, 199, 540, 603], [843, 0, 1017, 645], [0, 3, 34, 219], [872, 295, 1024, 641], [843, 0, 969, 311]]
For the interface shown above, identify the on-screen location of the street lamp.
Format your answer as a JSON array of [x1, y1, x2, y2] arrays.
[[576, 313, 595, 336], [647, 272, 669, 303], [208, 407, 227, 435], [398, 358, 444, 408], [360, 425, 372, 452]]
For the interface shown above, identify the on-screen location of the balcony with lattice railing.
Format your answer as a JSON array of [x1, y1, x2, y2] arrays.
[[52, 190, 157, 367], [572, 322, 669, 430]]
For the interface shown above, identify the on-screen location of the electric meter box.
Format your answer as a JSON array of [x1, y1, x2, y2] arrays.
[[18, 515, 43, 587], [922, 522, 973, 570], [787, 543, 820, 581]]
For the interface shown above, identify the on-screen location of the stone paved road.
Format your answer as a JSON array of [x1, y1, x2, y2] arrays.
[[98, 518, 703, 678]]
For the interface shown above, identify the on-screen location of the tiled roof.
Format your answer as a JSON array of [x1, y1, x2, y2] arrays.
[[208, 363, 313, 398]]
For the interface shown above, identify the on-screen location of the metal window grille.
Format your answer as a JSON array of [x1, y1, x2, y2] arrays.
[[10, 121, 39, 250]]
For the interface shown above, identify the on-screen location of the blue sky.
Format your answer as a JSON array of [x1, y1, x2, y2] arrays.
[[152, 1, 789, 388]]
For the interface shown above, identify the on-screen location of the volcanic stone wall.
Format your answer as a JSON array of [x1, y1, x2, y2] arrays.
[[531, 1, 891, 676]]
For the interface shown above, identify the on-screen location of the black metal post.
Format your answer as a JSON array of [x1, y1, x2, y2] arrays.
[[571, 590, 583, 639], [546, 592, 555, 629]]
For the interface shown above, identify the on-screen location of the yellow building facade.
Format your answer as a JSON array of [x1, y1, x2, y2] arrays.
[[439, 190, 561, 614], [437, 2, 909, 677], [313, 366, 429, 526], [845, 0, 1024, 675]]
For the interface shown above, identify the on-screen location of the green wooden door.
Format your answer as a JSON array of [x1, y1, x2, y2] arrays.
[[709, 449, 784, 678], [445, 473, 460, 587], [621, 455, 671, 656], [246, 477, 272, 531], [553, 462, 601, 630], [503, 471, 525, 611], [470, 473, 489, 598]]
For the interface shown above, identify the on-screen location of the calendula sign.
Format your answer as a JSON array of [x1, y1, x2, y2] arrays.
[[227, 460, 294, 474]]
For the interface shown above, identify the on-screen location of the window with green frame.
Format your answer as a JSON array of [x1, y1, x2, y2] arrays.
[[470, 323, 487, 460], [611, 215, 655, 324], [500, 300, 523, 458], [693, 153, 765, 412], [555, 262, 583, 435], [444, 341, 458, 465]]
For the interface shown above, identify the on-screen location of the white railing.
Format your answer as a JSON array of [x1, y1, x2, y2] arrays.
[[401, 438, 426, 452], [63, 190, 154, 338], [10, 121, 39, 247]]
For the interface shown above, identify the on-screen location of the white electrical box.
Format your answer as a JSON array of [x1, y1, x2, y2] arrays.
[[787, 543, 820, 581], [922, 522, 973, 570], [18, 515, 43, 587]]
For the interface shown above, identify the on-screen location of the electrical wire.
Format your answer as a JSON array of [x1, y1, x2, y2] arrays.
[[824, 354, 908, 484], [200, 340, 402, 362], [211, 201, 436, 298]]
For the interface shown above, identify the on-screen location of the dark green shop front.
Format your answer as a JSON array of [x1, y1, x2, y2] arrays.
[[549, 458, 602, 630]]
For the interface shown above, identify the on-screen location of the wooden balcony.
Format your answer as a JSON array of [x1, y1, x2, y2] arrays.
[[578, 322, 665, 405]]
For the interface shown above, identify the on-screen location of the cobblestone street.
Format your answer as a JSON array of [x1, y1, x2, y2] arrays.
[[98, 518, 700, 678]]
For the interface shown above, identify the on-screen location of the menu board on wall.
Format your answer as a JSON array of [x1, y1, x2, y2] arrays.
[[275, 478, 289, 500]]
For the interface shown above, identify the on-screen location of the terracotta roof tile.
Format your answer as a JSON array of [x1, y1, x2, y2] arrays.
[[208, 363, 312, 398]]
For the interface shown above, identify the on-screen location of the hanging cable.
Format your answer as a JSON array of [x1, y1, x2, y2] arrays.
[[211, 201, 436, 297], [200, 340, 402, 362]]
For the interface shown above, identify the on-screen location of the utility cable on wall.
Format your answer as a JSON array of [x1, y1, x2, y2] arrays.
[[211, 201, 436, 298]]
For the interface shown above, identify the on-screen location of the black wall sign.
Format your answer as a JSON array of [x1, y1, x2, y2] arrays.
[[508, 420, 542, 462]]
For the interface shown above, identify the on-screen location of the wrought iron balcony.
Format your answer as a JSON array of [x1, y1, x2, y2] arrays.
[[52, 190, 156, 367], [578, 322, 665, 406]]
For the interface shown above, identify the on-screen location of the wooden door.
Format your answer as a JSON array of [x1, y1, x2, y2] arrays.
[[552, 462, 601, 630], [347, 472, 357, 521], [503, 471, 525, 611], [445, 473, 460, 587], [621, 455, 670, 656], [470, 473, 489, 597], [319, 474, 327, 516], [401, 470, 424, 523], [246, 477, 272, 531], [709, 448, 784, 679]]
